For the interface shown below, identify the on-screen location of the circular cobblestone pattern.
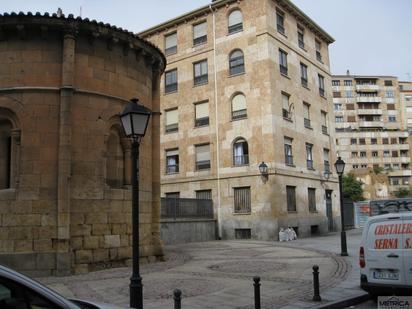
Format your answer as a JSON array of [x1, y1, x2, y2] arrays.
[[208, 260, 286, 274]]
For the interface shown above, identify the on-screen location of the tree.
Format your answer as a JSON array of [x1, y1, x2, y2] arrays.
[[342, 173, 364, 201], [394, 188, 411, 198]]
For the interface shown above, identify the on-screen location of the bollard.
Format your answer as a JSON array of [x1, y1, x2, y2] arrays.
[[312, 265, 321, 301], [253, 276, 261, 309], [174, 289, 182, 309]]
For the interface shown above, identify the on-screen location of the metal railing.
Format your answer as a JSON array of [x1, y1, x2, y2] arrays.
[[322, 125, 328, 135], [234, 155, 249, 166], [307, 160, 314, 170], [285, 155, 294, 166], [161, 197, 214, 219], [166, 164, 179, 174], [304, 118, 311, 128]]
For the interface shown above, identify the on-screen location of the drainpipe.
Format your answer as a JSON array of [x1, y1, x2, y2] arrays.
[[209, 4, 222, 239]]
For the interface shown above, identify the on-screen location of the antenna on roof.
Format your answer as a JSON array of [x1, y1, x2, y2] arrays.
[[80, 6, 82, 17], [56, 7, 63, 17]]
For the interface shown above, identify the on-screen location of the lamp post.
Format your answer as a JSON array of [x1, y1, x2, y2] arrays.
[[120, 98, 152, 309], [334, 156, 348, 256]]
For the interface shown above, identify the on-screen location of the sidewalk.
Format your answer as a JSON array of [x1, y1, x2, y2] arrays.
[[38, 230, 365, 309]]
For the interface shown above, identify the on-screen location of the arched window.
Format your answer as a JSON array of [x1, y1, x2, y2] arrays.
[[0, 119, 12, 189], [229, 50, 245, 76], [228, 10, 243, 34], [106, 126, 125, 188], [0, 108, 20, 190], [231, 93, 247, 120], [233, 138, 249, 166]]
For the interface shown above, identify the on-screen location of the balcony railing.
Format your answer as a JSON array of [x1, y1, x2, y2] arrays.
[[234, 155, 249, 166], [307, 160, 314, 170], [304, 118, 311, 128], [285, 155, 294, 166], [161, 197, 213, 220], [316, 51, 322, 62], [232, 109, 247, 120], [301, 77, 308, 88], [322, 125, 328, 135], [282, 108, 290, 119], [196, 160, 210, 170], [195, 117, 209, 127], [324, 161, 330, 173], [356, 84, 379, 92], [319, 88, 325, 97], [280, 65, 288, 76], [165, 123, 178, 133], [194, 74, 208, 85], [356, 96, 382, 103], [166, 164, 179, 174]]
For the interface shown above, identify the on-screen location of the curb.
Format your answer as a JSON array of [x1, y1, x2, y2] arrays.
[[313, 292, 370, 309]]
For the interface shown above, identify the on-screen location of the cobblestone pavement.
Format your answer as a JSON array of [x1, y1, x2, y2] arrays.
[[37, 237, 350, 309]]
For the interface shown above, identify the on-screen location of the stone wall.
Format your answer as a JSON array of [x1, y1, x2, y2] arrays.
[[0, 13, 165, 275]]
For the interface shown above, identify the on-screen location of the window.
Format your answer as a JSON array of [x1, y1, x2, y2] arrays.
[[279, 49, 288, 75], [193, 59, 208, 85], [276, 9, 285, 34], [384, 164, 391, 170], [306, 143, 313, 169], [387, 104, 395, 110], [323, 148, 330, 172], [164, 32, 177, 56], [345, 91, 353, 98], [391, 137, 397, 144], [233, 138, 249, 166], [382, 138, 389, 144], [386, 90, 394, 98], [332, 80, 340, 86], [166, 149, 179, 174], [389, 116, 396, 122], [106, 126, 125, 188], [308, 188, 316, 212], [318, 74, 325, 96], [315, 39, 322, 62], [195, 144, 210, 170], [334, 104, 342, 111], [384, 80, 393, 86], [284, 137, 293, 166], [359, 138, 365, 145], [351, 138, 357, 145], [282, 93, 291, 119], [232, 93, 247, 120], [351, 152, 358, 158], [234, 187, 251, 214], [228, 10, 243, 34], [346, 104, 355, 110], [383, 150, 390, 157], [297, 25, 305, 49], [229, 49, 245, 75], [393, 163, 400, 170], [321, 111, 328, 134], [344, 80, 352, 86], [361, 164, 368, 169], [300, 63, 308, 87], [286, 186, 296, 212], [303, 102, 311, 128], [333, 91, 341, 98], [164, 69, 178, 93], [372, 151, 378, 157], [193, 21, 207, 45], [371, 138, 377, 145], [235, 228, 251, 239], [195, 101, 209, 127], [335, 116, 343, 123], [165, 108, 178, 133], [392, 151, 399, 158], [406, 107, 412, 113], [360, 151, 366, 158], [196, 189, 212, 200], [352, 164, 359, 169]]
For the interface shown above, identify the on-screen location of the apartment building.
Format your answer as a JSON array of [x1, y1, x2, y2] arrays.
[[332, 75, 412, 197], [140, 0, 340, 240], [400, 81, 412, 133]]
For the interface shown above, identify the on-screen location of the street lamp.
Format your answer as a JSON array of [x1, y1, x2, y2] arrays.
[[259, 161, 268, 182], [334, 156, 348, 256], [120, 98, 152, 309]]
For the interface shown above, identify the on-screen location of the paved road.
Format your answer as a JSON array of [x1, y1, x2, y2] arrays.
[[38, 237, 350, 309]]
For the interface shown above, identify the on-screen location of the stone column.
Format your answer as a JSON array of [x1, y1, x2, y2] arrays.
[[56, 33, 75, 275]]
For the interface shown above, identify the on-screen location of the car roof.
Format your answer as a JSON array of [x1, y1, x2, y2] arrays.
[[0, 264, 81, 309]]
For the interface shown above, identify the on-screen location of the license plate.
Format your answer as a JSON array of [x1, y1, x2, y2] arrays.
[[373, 270, 399, 280]]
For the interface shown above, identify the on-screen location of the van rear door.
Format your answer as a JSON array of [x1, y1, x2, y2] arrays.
[[365, 216, 405, 286], [402, 213, 412, 286]]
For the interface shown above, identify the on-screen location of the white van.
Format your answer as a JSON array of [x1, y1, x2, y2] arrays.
[[359, 212, 412, 296]]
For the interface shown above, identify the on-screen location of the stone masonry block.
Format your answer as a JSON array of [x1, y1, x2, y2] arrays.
[[70, 237, 83, 250], [75, 250, 93, 264], [36, 253, 56, 269], [70, 224, 91, 237], [2, 214, 41, 227], [85, 213, 107, 224], [14, 240, 33, 252], [33, 239, 53, 252], [117, 246, 132, 259], [0, 240, 14, 252], [92, 249, 109, 263], [111, 224, 126, 235], [91, 224, 111, 236], [83, 236, 100, 249], [7, 227, 32, 240], [104, 235, 120, 248]]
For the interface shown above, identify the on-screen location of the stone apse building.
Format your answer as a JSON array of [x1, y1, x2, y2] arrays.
[[140, 0, 340, 240], [332, 74, 412, 198], [0, 13, 165, 275]]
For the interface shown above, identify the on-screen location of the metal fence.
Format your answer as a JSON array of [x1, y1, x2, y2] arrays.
[[161, 197, 214, 220]]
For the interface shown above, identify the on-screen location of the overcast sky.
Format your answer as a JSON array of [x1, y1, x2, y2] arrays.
[[2, 0, 411, 80]]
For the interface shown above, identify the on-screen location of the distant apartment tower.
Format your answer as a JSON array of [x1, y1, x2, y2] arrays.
[[140, 0, 340, 240], [400, 81, 412, 132], [332, 75, 412, 197]]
